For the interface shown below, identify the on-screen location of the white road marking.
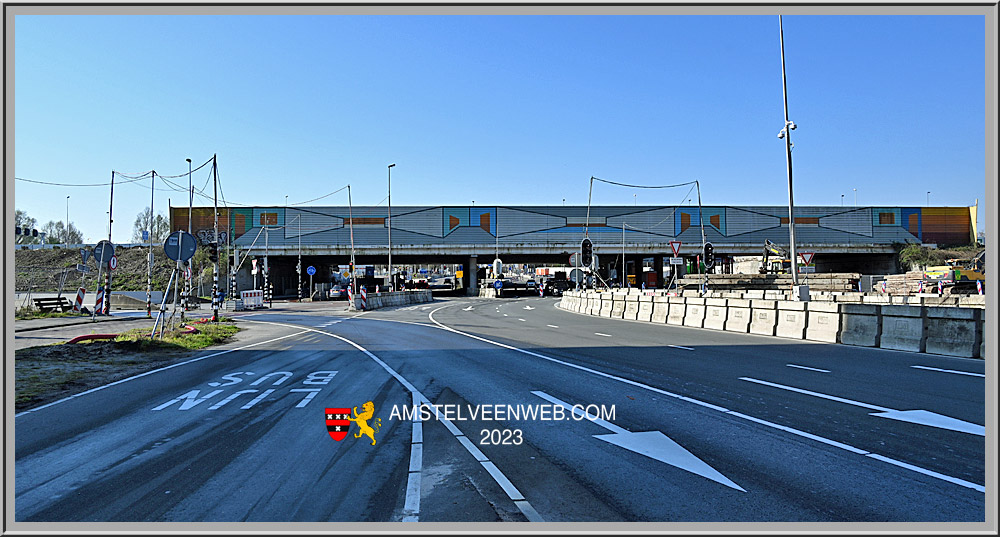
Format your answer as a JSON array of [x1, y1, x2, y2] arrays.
[[463, 306, 475, 311], [594, 333, 612, 337], [668, 345, 695, 351], [503, 314, 508, 317], [523, 306, 535, 310], [518, 318, 526, 322], [911, 365, 984, 378], [532, 391, 744, 491], [427, 305, 985, 494], [740, 377, 985, 436], [15, 330, 309, 418], [786, 364, 831, 373], [546, 325, 559, 329], [243, 319, 544, 522]]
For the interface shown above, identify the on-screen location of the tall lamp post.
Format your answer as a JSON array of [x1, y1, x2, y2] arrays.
[[926, 191, 930, 207], [387, 163, 396, 291], [777, 15, 802, 296], [65, 196, 70, 243], [184, 158, 192, 318]]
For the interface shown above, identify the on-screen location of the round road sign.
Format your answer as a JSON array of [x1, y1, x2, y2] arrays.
[[163, 231, 198, 262], [93, 240, 115, 263], [108, 255, 118, 270], [306, 266, 317, 276], [493, 280, 503, 290]]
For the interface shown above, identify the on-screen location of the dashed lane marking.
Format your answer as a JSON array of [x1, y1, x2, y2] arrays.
[[786, 364, 830, 373], [594, 333, 612, 337], [911, 365, 984, 378]]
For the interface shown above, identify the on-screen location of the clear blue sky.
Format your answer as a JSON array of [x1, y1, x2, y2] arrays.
[[14, 14, 987, 243]]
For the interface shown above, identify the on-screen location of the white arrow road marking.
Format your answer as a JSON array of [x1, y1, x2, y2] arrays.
[[523, 306, 535, 310], [740, 377, 985, 436], [911, 365, 984, 378], [532, 391, 744, 492], [462, 306, 475, 311]]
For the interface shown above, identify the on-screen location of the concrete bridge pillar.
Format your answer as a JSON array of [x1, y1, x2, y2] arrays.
[[467, 254, 478, 296]]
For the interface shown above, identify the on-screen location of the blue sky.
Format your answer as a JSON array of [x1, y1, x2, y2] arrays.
[[14, 14, 986, 243]]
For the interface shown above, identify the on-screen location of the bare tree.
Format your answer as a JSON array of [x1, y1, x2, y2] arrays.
[[40, 221, 84, 244], [131, 207, 170, 243]]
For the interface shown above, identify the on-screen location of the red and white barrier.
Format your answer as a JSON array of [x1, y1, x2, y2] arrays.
[[241, 289, 264, 308], [360, 286, 368, 310], [94, 286, 105, 314], [73, 287, 86, 312]]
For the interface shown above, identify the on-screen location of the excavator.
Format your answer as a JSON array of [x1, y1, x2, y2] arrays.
[[922, 250, 985, 295], [760, 239, 792, 274]]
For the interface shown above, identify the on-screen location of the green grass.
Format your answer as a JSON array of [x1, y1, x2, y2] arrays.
[[115, 321, 241, 351], [14, 307, 86, 320]]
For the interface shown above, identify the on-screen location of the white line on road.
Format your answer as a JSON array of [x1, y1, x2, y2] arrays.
[[426, 305, 985, 494], [518, 319, 526, 322], [243, 319, 544, 522], [594, 332, 612, 337], [740, 377, 985, 436], [911, 365, 984, 378], [14, 329, 309, 418], [668, 345, 695, 351], [786, 364, 831, 373], [546, 325, 559, 329]]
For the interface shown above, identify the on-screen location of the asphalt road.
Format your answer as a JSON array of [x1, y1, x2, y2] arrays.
[[14, 296, 987, 523]]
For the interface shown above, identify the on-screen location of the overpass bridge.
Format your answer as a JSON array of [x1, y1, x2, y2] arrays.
[[170, 204, 976, 294]]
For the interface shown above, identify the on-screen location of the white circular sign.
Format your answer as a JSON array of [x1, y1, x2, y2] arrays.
[[109, 255, 118, 270]]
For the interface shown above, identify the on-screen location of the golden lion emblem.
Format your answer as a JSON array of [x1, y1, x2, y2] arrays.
[[347, 400, 382, 445]]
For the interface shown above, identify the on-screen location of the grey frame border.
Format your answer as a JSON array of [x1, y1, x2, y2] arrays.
[[5, 3, 996, 535]]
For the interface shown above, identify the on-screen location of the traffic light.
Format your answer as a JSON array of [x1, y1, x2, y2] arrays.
[[704, 242, 715, 269], [208, 242, 219, 263], [581, 238, 593, 267]]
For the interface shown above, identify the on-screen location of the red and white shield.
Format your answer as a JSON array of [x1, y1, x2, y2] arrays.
[[325, 407, 352, 441]]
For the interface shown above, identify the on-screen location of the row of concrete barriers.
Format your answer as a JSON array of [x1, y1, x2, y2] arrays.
[[558, 290, 986, 359], [352, 289, 433, 311]]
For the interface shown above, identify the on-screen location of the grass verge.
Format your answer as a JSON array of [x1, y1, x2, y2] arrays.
[[15, 320, 242, 412]]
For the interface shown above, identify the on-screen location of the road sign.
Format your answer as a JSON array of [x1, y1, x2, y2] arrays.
[[93, 240, 115, 263], [456, 270, 464, 279], [108, 255, 118, 270], [76, 263, 91, 273], [184, 267, 192, 280], [306, 266, 316, 276], [569, 253, 580, 266], [799, 266, 815, 273], [163, 231, 197, 262], [800, 252, 815, 265], [251, 259, 259, 275], [669, 257, 684, 265], [493, 280, 503, 290], [669, 241, 682, 257], [142, 230, 149, 242], [80, 248, 91, 264]]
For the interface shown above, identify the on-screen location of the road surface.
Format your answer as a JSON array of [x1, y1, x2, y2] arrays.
[[14, 296, 986, 523]]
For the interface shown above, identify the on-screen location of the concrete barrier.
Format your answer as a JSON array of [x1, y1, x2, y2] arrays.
[[839, 304, 881, 347], [683, 297, 706, 328], [879, 306, 925, 353], [776, 301, 807, 339], [703, 298, 728, 330], [925, 306, 981, 358], [637, 295, 654, 322], [600, 296, 614, 318], [725, 298, 751, 333], [805, 301, 841, 343], [610, 296, 627, 319], [623, 295, 640, 321], [354, 290, 432, 311], [651, 296, 670, 323], [587, 293, 600, 315], [749, 300, 778, 336], [667, 297, 686, 326]]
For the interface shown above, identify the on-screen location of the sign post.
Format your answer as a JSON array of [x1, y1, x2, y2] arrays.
[[306, 265, 316, 300]]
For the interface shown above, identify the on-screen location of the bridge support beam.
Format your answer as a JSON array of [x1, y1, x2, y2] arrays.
[[467, 254, 478, 296]]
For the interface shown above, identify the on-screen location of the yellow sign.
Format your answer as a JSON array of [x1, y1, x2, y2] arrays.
[[343, 272, 350, 278], [456, 270, 464, 279]]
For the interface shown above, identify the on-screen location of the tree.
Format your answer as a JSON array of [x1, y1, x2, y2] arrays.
[[132, 207, 170, 244], [41, 221, 84, 244]]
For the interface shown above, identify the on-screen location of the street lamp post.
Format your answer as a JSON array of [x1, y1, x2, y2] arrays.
[[841, 194, 844, 206], [66, 196, 70, 243], [387, 163, 396, 292], [184, 158, 192, 318], [777, 15, 802, 293], [926, 191, 930, 207], [854, 188, 857, 207]]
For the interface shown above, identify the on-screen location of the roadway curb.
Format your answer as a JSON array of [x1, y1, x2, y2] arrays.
[[14, 315, 151, 333]]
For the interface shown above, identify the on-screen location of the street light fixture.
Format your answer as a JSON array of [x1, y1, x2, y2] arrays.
[[853, 188, 857, 207], [387, 163, 396, 292], [777, 15, 801, 292], [926, 191, 930, 207], [841, 194, 844, 206]]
